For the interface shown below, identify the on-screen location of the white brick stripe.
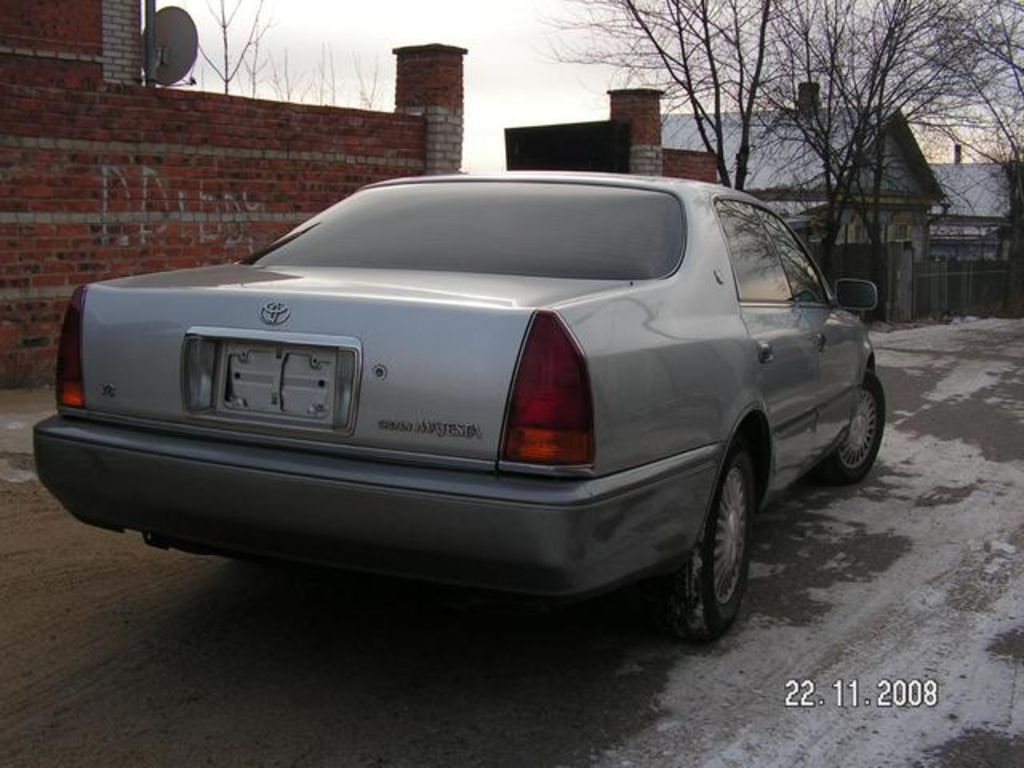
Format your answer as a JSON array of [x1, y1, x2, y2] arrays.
[[0, 134, 426, 170], [0, 45, 104, 64], [0, 211, 310, 225], [629, 145, 663, 176], [0, 285, 81, 301]]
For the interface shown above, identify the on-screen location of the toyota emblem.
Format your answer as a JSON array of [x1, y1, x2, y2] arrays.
[[260, 300, 291, 326]]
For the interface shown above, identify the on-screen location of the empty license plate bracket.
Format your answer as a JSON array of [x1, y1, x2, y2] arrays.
[[183, 328, 360, 433], [221, 341, 344, 422]]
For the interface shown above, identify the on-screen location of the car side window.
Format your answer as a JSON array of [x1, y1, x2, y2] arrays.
[[715, 200, 792, 303], [759, 211, 828, 304]]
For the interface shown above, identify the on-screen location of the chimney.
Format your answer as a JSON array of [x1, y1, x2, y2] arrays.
[[393, 44, 468, 175], [797, 81, 820, 118], [954, 144, 962, 164], [608, 88, 664, 176]]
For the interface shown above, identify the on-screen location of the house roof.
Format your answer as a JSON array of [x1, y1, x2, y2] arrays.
[[662, 111, 944, 202], [662, 113, 819, 192], [930, 163, 1009, 219]]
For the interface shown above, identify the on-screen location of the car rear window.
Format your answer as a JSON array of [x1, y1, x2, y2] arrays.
[[254, 182, 685, 280]]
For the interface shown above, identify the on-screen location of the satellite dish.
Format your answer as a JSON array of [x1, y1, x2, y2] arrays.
[[145, 6, 198, 86]]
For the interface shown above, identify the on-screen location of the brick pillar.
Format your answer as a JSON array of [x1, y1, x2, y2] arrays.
[[609, 88, 664, 176], [393, 44, 468, 175], [102, 0, 142, 84]]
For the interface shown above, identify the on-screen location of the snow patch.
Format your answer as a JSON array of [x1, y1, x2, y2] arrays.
[[873, 349, 938, 373], [614, 659, 645, 677], [871, 318, 1024, 354], [596, 423, 1024, 768], [748, 562, 786, 580], [923, 360, 1015, 403], [0, 459, 35, 484], [983, 395, 1024, 422], [986, 541, 1017, 555]]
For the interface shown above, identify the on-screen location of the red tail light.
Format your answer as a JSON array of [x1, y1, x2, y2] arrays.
[[56, 286, 87, 408], [502, 311, 594, 466]]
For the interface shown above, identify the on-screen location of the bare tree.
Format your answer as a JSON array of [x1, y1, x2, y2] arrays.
[[949, 1, 1024, 161], [190, 1, 389, 113], [268, 50, 309, 103], [764, 0, 972, 285], [943, 0, 1024, 307], [556, 0, 774, 189], [313, 43, 339, 107], [199, 0, 271, 95], [353, 56, 384, 110], [242, 29, 269, 99]]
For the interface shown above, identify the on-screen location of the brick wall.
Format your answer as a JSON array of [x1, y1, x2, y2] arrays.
[[0, 0, 104, 88], [0, 84, 427, 383], [663, 149, 718, 183], [0, 0, 102, 56], [0, 3, 463, 385], [606, 89, 718, 182]]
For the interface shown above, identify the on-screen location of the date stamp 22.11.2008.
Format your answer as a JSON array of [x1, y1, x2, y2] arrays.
[[784, 678, 939, 709]]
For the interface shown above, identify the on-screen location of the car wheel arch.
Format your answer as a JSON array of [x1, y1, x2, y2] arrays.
[[649, 414, 763, 641], [714, 405, 771, 516]]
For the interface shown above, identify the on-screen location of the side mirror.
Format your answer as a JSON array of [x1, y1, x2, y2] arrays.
[[835, 279, 878, 311]]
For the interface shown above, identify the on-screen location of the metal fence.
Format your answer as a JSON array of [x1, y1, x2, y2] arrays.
[[913, 260, 1013, 319], [808, 242, 1019, 321], [809, 243, 913, 322]]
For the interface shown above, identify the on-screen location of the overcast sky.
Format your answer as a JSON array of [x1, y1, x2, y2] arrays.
[[157, 1, 620, 171]]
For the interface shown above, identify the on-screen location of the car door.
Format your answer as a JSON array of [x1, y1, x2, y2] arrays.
[[758, 210, 862, 457], [715, 200, 819, 490]]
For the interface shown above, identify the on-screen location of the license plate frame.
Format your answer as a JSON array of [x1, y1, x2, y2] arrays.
[[184, 327, 361, 434]]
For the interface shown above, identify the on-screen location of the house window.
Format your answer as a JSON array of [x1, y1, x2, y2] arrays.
[[887, 212, 913, 243], [845, 216, 867, 244]]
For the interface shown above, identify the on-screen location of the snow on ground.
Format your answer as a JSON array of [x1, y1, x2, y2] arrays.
[[3, 319, 1022, 768], [597, 318, 1024, 768], [871, 317, 1024, 356], [918, 358, 1016, 404], [0, 460, 36, 484], [870, 319, 1024, 393]]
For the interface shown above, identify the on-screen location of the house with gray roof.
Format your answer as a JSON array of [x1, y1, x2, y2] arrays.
[[929, 161, 1010, 261], [507, 83, 1014, 319], [662, 109, 945, 263], [662, 97, 949, 322]]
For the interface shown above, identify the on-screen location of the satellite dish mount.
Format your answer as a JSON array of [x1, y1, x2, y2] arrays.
[[143, 4, 199, 87]]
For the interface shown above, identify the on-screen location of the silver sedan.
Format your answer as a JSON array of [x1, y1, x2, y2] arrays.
[[34, 173, 884, 641]]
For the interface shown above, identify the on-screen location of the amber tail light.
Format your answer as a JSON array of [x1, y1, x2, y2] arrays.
[[56, 286, 87, 408], [502, 310, 594, 466]]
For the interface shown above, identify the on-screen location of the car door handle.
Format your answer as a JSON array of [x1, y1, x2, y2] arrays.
[[815, 333, 828, 352], [757, 341, 774, 364]]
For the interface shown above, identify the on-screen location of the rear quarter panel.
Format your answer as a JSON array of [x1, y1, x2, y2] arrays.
[[558, 189, 760, 475]]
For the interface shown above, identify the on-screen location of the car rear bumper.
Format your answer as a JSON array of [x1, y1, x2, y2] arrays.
[[34, 416, 720, 597]]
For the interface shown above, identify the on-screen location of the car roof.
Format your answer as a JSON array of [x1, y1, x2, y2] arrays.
[[365, 171, 743, 204]]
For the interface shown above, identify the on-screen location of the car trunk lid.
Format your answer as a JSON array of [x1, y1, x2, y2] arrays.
[[77, 264, 621, 462]]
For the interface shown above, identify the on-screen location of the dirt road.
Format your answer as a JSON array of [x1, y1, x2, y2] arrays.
[[2, 319, 1023, 767]]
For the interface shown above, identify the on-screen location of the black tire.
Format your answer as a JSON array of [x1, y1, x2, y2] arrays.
[[816, 369, 886, 485], [645, 442, 755, 642]]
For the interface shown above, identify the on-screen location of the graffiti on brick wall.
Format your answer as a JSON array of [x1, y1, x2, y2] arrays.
[[100, 164, 265, 251]]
